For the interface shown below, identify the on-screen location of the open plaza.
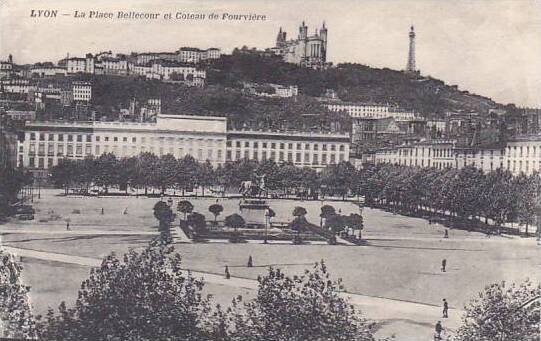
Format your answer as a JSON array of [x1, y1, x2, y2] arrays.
[[0, 189, 539, 340]]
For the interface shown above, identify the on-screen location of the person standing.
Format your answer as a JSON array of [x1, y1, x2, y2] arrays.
[[247, 255, 253, 268], [444, 229, 449, 239], [66, 221, 71, 231], [225, 265, 230, 279], [441, 259, 447, 272], [435, 321, 443, 339], [442, 299, 449, 318]]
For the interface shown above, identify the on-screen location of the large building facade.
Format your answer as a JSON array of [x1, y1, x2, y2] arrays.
[[273, 21, 328, 69], [17, 115, 228, 175], [17, 115, 350, 174], [226, 130, 350, 170], [373, 136, 541, 176]]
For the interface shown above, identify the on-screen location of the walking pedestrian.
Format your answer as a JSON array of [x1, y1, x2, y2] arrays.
[[247, 255, 253, 268], [442, 299, 449, 318], [101, 207, 104, 215], [441, 259, 447, 272], [225, 265, 230, 279], [66, 221, 71, 231], [435, 321, 443, 339], [444, 229, 449, 239]]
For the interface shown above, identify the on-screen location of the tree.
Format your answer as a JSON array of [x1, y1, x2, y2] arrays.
[[135, 152, 160, 195], [153, 201, 173, 243], [208, 204, 224, 223], [157, 154, 179, 194], [222, 261, 376, 340], [37, 245, 214, 341], [187, 212, 207, 234], [93, 153, 119, 193], [50, 159, 78, 194], [177, 200, 194, 220], [455, 280, 540, 341], [197, 161, 215, 196], [320, 204, 336, 227], [0, 250, 36, 339], [292, 206, 307, 218], [224, 213, 245, 235]]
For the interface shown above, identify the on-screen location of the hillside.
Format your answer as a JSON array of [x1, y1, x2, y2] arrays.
[[207, 52, 501, 115]]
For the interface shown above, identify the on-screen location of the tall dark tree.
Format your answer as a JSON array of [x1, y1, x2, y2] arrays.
[[38, 246, 213, 341]]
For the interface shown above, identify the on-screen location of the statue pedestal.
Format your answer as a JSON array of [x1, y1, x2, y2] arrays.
[[239, 199, 269, 228]]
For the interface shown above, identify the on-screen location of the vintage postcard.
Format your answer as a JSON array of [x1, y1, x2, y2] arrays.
[[0, 0, 540, 340]]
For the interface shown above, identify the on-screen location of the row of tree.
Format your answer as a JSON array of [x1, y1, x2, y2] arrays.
[[359, 164, 540, 234], [0, 166, 31, 218], [50, 153, 360, 198], [4, 244, 538, 340]]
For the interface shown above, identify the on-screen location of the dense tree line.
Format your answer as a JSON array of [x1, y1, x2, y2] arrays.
[[0, 166, 31, 218], [50, 153, 361, 199], [0, 249, 36, 339], [360, 164, 540, 234]]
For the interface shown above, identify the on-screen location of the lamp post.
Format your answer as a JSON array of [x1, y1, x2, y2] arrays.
[[264, 209, 269, 244]]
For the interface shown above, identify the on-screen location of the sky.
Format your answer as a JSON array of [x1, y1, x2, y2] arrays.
[[1, 0, 540, 107]]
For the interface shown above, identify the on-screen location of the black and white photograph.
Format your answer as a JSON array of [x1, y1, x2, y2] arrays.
[[0, 1, 540, 340]]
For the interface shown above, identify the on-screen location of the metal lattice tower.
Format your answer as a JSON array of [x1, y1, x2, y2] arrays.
[[406, 25, 416, 73]]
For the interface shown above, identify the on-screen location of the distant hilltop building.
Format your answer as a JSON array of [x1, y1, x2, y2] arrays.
[[405, 26, 419, 75], [272, 21, 328, 69]]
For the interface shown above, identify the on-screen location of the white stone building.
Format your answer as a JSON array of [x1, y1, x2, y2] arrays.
[[72, 81, 92, 102], [17, 115, 228, 173], [226, 130, 350, 171], [326, 102, 417, 121]]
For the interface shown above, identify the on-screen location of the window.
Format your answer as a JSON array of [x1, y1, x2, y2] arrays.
[[235, 150, 241, 160], [95, 136, 100, 142], [296, 143, 302, 149], [271, 143, 276, 149], [39, 133, 45, 141], [253, 151, 258, 160], [305, 144, 310, 150], [132, 137, 136, 143], [123, 137, 128, 142], [262, 142, 267, 148], [86, 135, 91, 142], [114, 137, 118, 142], [314, 144, 319, 151], [253, 142, 258, 148], [236, 141, 241, 147], [226, 141, 232, 147], [244, 142, 249, 148], [322, 154, 327, 164], [38, 158, 44, 168], [288, 143, 293, 149], [29, 157, 35, 168], [296, 153, 301, 162], [67, 145, 73, 156], [95, 146, 100, 155], [262, 151, 267, 160], [331, 145, 336, 151], [68, 135, 73, 142], [339, 145, 345, 152], [47, 158, 53, 168], [280, 143, 285, 149], [48, 134, 54, 141], [279, 151, 284, 161], [226, 150, 232, 161], [85, 145, 91, 155], [77, 135, 82, 142], [76, 145, 82, 155], [30, 133, 36, 141], [47, 144, 54, 156]]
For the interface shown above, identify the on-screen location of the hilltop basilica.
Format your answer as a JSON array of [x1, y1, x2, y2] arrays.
[[272, 21, 328, 69]]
